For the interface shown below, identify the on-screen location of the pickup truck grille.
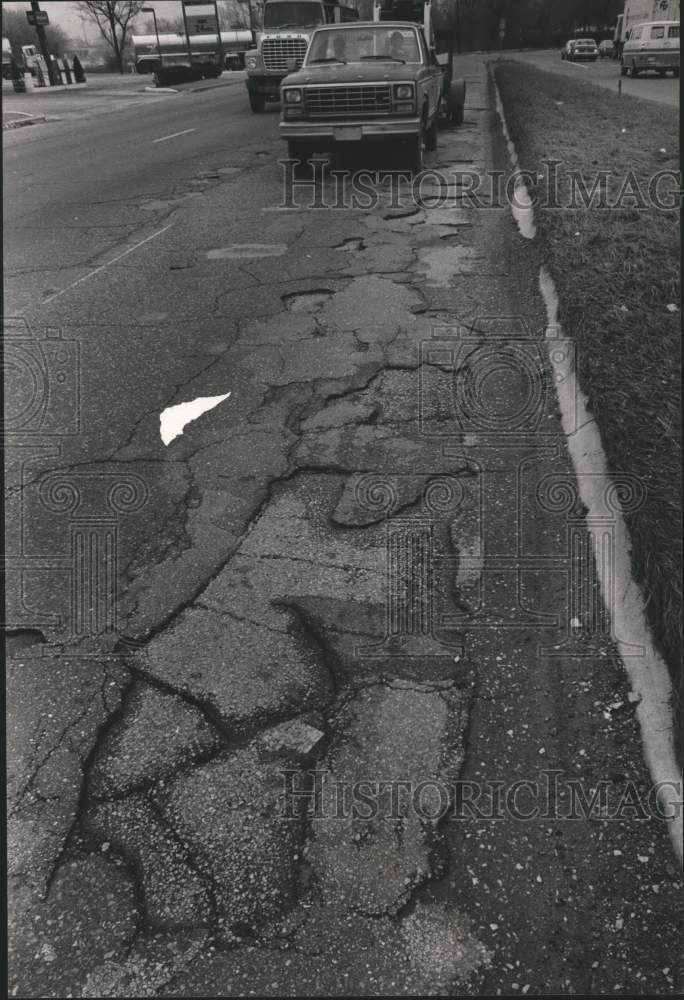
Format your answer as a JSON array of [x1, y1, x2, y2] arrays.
[[304, 84, 392, 118], [261, 37, 308, 72]]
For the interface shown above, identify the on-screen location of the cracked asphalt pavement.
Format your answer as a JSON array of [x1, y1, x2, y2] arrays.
[[4, 57, 682, 997]]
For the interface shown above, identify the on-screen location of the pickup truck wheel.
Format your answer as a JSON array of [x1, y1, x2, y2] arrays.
[[447, 79, 466, 126], [248, 90, 266, 113], [425, 112, 438, 152], [408, 129, 424, 174], [448, 100, 464, 126]]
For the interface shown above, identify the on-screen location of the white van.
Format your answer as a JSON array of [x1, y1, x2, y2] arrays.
[[621, 20, 680, 76]]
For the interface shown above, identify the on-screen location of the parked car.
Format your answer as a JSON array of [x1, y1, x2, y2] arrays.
[[279, 20, 462, 173], [621, 20, 679, 77], [568, 38, 598, 61], [598, 39, 614, 57], [561, 39, 577, 59]]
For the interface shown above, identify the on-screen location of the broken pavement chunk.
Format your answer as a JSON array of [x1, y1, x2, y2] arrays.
[[257, 717, 326, 758], [155, 748, 302, 927], [309, 683, 468, 915], [89, 683, 224, 798]]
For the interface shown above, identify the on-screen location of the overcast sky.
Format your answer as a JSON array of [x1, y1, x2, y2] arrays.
[[2, 2, 192, 44]]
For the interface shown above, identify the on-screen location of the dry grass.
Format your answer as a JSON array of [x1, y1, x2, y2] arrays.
[[495, 61, 681, 745]]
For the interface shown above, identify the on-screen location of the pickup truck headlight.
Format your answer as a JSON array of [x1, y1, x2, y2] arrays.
[[283, 88, 302, 104], [394, 84, 414, 100], [246, 55, 259, 70]]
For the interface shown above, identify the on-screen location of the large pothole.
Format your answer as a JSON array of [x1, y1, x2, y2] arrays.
[[282, 289, 334, 312]]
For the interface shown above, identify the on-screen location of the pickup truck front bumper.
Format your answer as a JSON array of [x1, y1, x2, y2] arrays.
[[280, 117, 422, 145]]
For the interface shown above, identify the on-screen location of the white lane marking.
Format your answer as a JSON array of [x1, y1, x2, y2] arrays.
[[43, 224, 173, 304], [153, 127, 197, 143], [160, 392, 231, 445]]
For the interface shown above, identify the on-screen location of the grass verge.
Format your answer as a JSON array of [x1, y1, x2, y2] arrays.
[[493, 61, 681, 749]]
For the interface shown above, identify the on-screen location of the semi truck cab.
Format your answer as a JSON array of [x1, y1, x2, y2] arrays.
[[245, 0, 360, 113]]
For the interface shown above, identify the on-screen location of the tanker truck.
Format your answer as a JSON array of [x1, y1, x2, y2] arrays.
[[132, 29, 254, 84]]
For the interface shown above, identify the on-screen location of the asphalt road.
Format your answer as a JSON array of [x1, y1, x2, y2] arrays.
[[500, 48, 679, 106], [4, 74, 280, 462], [5, 58, 682, 998]]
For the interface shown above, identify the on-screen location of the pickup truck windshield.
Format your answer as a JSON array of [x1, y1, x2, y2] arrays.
[[263, 2, 325, 29], [307, 25, 421, 64]]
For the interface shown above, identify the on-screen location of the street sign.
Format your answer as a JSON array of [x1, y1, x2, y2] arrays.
[[27, 11, 50, 26]]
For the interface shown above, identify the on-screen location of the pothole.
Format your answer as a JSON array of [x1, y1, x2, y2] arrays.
[[439, 229, 473, 240], [282, 289, 334, 312], [335, 238, 365, 252], [416, 245, 484, 286], [206, 244, 287, 259], [140, 198, 174, 212], [383, 206, 421, 221]]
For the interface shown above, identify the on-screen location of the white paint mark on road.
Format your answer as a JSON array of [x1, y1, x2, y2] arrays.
[[540, 265, 682, 864], [206, 244, 287, 259], [43, 224, 173, 304], [511, 175, 536, 239], [160, 393, 231, 446], [153, 127, 197, 143]]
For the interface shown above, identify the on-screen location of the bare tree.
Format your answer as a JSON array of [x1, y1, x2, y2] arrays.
[[143, 15, 184, 34], [75, 1, 145, 73], [224, 0, 259, 30]]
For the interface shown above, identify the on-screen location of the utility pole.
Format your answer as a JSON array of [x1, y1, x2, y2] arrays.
[[30, 1, 60, 85]]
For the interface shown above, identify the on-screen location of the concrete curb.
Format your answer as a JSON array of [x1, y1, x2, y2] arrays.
[[2, 114, 48, 130], [25, 83, 88, 93], [188, 76, 246, 93]]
